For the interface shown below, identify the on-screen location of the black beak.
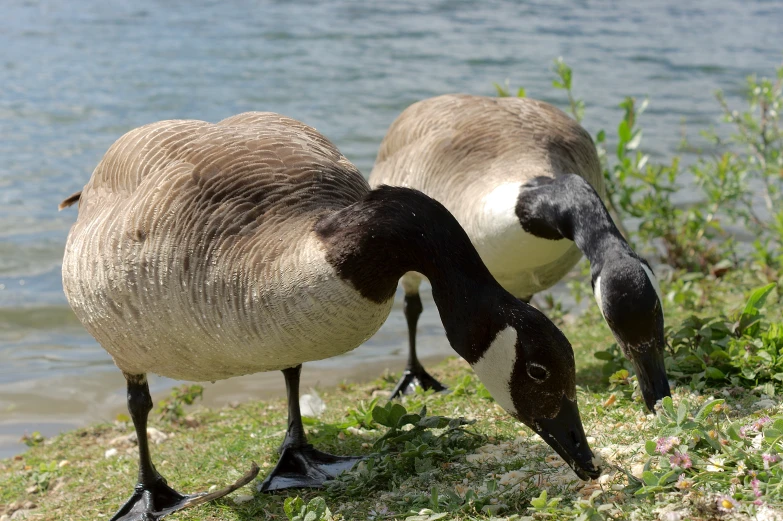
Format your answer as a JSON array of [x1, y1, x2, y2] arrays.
[[629, 345, 671, 412], [532, 394, 601, 480]]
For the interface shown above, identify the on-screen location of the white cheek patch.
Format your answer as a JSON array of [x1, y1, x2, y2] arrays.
[[471, 326, 518, 415], [593, 275, 606, 318]]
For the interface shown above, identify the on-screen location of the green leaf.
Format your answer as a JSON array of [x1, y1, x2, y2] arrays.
[[516, 87, 527, 98], [694, 399, 724, 422], [388, 403, 407, 427], [645, 440, 657, 456], [618, 120, 632, 143], [658, 470, 677, 486], [677, 401, 688, 425], [726, 424, 742, 441], [642, 471, 658, 486], [397, 413, 422, 428], [371, 406, 389, 426], [739, 283, 776, 334], [530, 490, 548, 509], [594, 351, 615, 361], [596, 129, 606, 143], [284, 497, 305, 521], [705, 367, 726, 380], [662, 396, 675, 418], [493, 82, 510, 97]]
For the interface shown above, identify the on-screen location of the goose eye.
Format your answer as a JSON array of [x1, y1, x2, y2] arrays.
[[527, 362, 549, 383]]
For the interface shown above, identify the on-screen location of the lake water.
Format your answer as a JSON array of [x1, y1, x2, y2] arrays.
[[1, 0, 781, 459]]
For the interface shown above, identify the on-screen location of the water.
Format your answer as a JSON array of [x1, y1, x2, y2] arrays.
[[1, 0, 781, 459]]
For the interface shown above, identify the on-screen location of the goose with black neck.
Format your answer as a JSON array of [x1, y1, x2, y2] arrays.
[[61, 112, 599, 521], [369, 94, 670, 411]]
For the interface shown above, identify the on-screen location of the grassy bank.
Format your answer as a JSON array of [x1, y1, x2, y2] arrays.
[[1, 268, 781, 520]]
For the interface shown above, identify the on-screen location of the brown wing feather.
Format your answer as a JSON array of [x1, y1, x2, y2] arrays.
[[63, 113, 379, 380], [371, 94, 603, 203]]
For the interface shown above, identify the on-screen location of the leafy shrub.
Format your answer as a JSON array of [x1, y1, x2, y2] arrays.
[[597, 283, 781, 390], [327, 402, 484, 497], [156, 383, 204, 423], [284, 496, 333, 521], [667, 284, 781, 387]]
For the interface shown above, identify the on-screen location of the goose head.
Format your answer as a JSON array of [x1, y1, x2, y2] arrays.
[[469, 302, 601, 480], [593, 256, 670, 411]]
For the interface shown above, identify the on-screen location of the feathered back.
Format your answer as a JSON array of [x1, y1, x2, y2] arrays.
[[371, 94, 603, 205]]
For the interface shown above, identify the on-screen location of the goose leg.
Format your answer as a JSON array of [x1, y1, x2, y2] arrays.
[[389, 293, 446, 398], [110, 373, 258, 521], [258, 365, 361, 492]]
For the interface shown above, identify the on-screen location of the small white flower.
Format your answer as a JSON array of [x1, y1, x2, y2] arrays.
[[753, 433, 765, 451], [706, 455, 726, 472]]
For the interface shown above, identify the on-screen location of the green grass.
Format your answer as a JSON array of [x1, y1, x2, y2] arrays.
[[2, 273, 782, 521]]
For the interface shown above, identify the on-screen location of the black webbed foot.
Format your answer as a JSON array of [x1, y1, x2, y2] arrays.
[[258, 445, 361, 492], [110, 463, 259, 521], [389, 366, 447, 399]]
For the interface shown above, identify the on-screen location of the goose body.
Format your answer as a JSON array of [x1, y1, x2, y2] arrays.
[[62, 112, 599, 520], [63, 114, 390, 381], [369, 94, 670, 410]]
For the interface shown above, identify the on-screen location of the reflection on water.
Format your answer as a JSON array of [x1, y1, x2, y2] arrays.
[[1, 0, 782, 458]]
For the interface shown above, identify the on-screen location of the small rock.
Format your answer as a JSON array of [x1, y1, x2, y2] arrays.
[[182, 416, 199, 428], [58, 460, 69, 468], [104, 448, 119, 458], [208, 485, 218, 492], [631, 463, 645, 479], [111, 428, 168, 447], [371, 390, 391, 400], [147, 428, 168, 444], [754, 399, 777, 410], [0, 514, 9, 521], [299, 389, 325, 418], [24, 486, 37, 494], [8, 502, 20, 512], [51, 477, 67, 493], [232, 494, 254, 505], [10, 509, 30, 520], [21, 503, 34, 511], [597, 474, 611, 485]]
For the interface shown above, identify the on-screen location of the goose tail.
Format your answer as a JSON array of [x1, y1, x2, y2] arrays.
[[58, 191, 82, 211]]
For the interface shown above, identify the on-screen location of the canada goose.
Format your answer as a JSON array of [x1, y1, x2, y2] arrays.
[[61, 112, 600, 520], [369, 94, 670, 411]]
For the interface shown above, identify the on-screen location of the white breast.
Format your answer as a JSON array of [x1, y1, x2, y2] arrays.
[[458, 183, 574, 296]]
